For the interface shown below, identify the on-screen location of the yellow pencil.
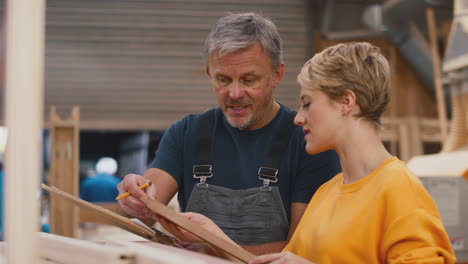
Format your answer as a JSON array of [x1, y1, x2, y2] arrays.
[[116, 181, 152, 200]]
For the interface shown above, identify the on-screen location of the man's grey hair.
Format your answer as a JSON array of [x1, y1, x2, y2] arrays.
[[203, 12, 283, 69]]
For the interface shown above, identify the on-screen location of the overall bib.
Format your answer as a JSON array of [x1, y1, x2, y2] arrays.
[[185, 110, 296, 245]]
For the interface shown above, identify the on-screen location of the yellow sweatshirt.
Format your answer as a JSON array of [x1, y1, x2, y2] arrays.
[[283, 157, 456, 264]]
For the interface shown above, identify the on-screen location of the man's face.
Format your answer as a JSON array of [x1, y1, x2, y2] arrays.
[[206, 43, 284, 130]]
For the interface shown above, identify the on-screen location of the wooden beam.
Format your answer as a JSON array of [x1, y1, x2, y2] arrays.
[[398, 121, 411, 161], [3, 0, 45, 262], [388, 46, 398, 155], [79, 202, 119, 225], [426, 7, 449, 142], [40, 232, 135, 264], [111, 240, 235, 264]]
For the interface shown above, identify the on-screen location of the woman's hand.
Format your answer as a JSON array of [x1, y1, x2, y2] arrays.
[[250, 252, 316, 264], [155, 212, 232, 243], [156, 212, 241, 260]]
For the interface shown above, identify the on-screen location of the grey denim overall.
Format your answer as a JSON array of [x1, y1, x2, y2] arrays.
[[185, 109, 296, 245]]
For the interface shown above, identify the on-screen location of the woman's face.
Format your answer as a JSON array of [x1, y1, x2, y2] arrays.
[[294, 86, 343, 154]]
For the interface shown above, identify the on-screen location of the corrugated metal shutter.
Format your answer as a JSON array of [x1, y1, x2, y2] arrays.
[[0, 0, 309, 130]]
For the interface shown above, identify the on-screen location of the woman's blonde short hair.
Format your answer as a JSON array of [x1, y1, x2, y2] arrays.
[[298, 42, 390, 125]]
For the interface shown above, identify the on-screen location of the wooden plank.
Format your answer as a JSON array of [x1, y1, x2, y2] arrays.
[[407, 116, 424, 158], [79, 202, 118, 225], [388, 46, 398, 155], [47, 119, 178, 131], [40, 232, 135, 264], [42, 184, 180, 246], [398, 121, 411, 162], [141, 197, 256, 264], [426, 7, 449, 142], [111, 240, 236, 264]]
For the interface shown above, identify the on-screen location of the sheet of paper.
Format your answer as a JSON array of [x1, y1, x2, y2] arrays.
[[130, 218, 156, 234]]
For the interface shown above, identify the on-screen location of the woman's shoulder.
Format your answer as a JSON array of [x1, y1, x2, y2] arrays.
[[315, 172, 343, 194], [377, 158, 439, 213], [378, 158, 424, 189]]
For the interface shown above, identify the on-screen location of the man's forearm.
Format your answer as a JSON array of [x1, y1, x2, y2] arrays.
[[241, 240, 287, 255]]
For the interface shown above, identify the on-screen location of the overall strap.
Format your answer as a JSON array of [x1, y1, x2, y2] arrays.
[[258, 111, 297, 187], [193, 109, 215, 184]]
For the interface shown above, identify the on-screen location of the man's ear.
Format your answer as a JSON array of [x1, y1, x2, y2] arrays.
[[341, 89, 357, 116], [205, 66, 211, 78], [272, 63, 285, 87]]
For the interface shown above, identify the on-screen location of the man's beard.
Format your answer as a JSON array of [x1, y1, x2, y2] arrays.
[[223, 97, 255, 129], [224, 106, 268, 130], [226, 112, 258, 130]]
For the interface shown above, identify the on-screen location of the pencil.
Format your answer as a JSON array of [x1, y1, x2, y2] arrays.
[[116, 181, 152, 200]]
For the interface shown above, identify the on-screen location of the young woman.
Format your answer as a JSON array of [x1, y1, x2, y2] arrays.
[[157, 42, 456, 264]]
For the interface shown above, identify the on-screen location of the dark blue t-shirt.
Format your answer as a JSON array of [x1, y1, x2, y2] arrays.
[[151, 104, 341, 220]]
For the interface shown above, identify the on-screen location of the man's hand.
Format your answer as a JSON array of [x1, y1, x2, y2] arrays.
[[117, 173, 156, 219], [249, 252, 315, 264]]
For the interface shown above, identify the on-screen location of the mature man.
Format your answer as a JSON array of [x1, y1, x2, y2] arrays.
[[118, 12, 341, 254]]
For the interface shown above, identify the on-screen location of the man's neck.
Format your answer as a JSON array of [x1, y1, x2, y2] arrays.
[[250, 101, 280, 131]]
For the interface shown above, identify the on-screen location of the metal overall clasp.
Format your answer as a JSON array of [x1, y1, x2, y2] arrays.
[[193, 164, 213, 186], [258, 167, 278, 188]]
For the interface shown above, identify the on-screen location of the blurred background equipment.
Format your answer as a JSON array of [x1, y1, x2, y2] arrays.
[[408, 0, 468, 261]]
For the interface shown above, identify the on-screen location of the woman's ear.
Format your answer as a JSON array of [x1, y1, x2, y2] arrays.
[[340, 89, 357, 116]]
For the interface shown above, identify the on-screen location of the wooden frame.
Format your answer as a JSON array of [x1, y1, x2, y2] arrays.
[[380, 117, 446, 161], [49, 106, 80, 237]]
